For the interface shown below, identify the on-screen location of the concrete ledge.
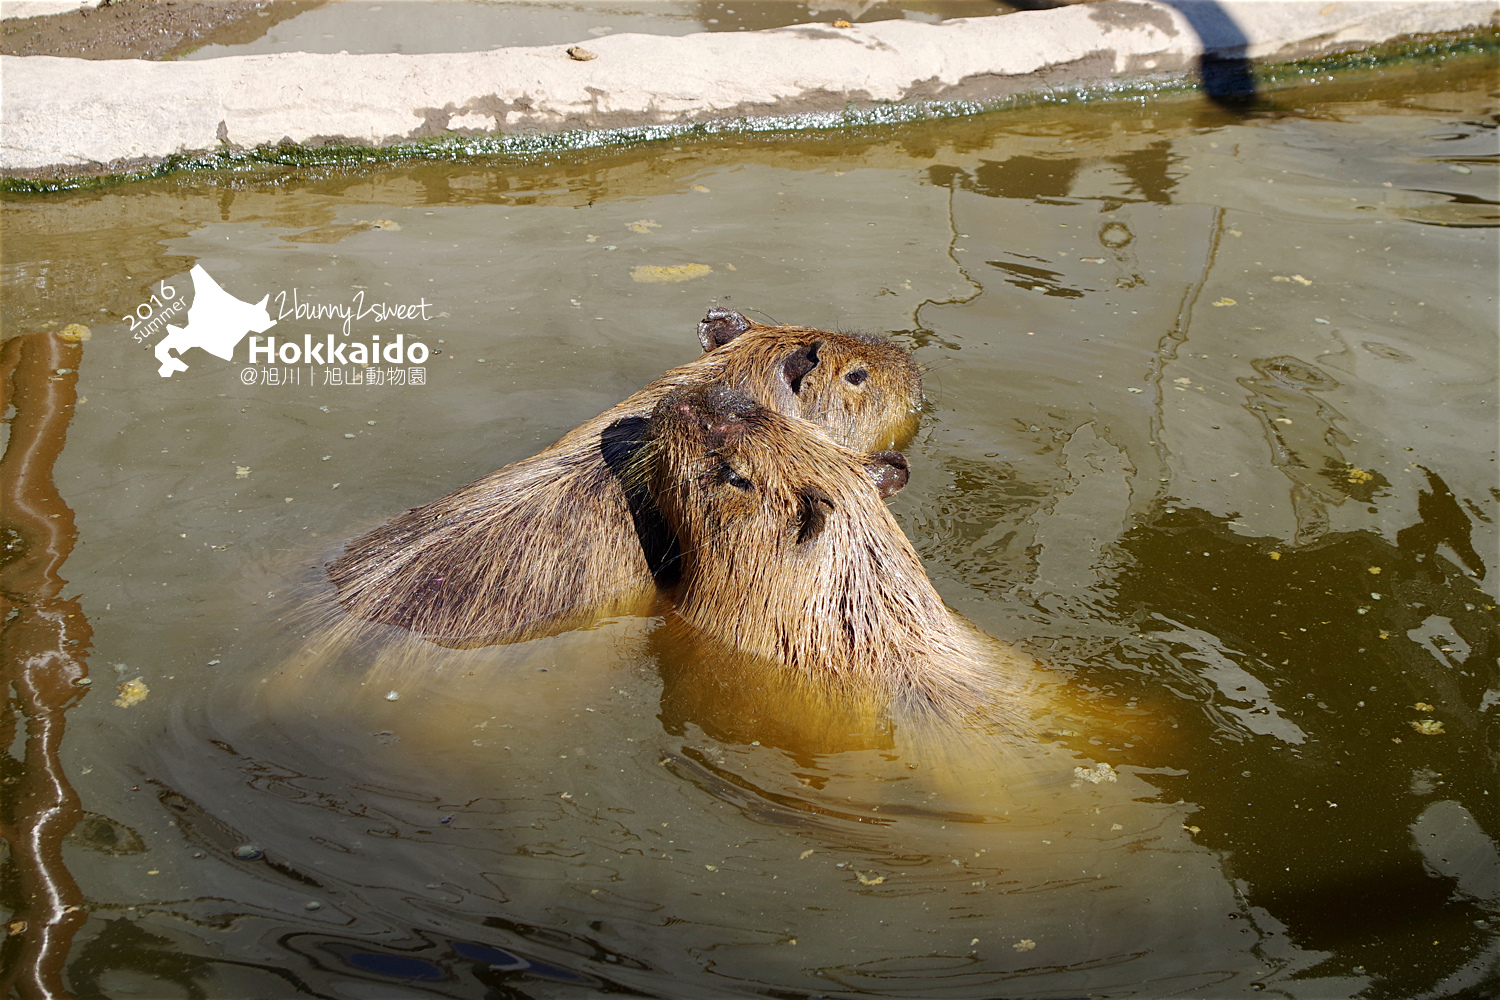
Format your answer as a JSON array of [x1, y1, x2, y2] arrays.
[[0, 0, 97, 20], [2, 1, 1496, 177]]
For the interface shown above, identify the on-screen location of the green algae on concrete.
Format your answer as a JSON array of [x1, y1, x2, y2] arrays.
[[3, 25, 1495, 196]]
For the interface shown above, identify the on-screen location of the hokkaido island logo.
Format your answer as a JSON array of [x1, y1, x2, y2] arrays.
[[154, 265, 276, 378]]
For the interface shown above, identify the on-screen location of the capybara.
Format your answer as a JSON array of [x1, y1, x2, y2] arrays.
[[327, 309, 922, 646], [639, 382, 1037, 723]]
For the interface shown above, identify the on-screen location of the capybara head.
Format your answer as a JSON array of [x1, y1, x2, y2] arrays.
[[639, 381, 983, 709], [699, 308, 923, 453], [646, 381, 911, 566]]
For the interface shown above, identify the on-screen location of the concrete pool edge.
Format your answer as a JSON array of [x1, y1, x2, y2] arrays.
[[2, 0, 1497, 188]]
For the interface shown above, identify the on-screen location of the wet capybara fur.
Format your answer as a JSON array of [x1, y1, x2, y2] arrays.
[[640, 383, 1037, 723], [327, 309, 922, 646]]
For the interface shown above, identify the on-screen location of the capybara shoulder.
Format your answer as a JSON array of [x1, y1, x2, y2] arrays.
[[328, 310, 923, 646], [641, 383, 1023, 719]]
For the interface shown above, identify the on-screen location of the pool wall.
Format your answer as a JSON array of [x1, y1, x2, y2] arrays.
[[3, 0, 1497, 179]]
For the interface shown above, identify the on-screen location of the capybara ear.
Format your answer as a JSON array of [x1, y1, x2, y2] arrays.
[[781, 340, 823, 395], [698, 307, 752, 351], [796, 485, 835, 545], [864, 450, 910, 498]]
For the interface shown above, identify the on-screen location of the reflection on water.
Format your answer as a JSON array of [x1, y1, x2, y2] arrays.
[[1, 51, 1496, 999], [0, 329, 92, 998]]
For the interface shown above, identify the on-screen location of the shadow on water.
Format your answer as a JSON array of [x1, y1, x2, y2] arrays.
[[1102, 480, 1498, 998]]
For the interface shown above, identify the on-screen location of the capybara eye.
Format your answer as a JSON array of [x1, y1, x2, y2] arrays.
[[717, 464, 754, 491], [844, 369, 869, 387]]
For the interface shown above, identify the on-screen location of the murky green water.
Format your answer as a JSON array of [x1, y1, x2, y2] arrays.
[[2, 57, 1497, 999]]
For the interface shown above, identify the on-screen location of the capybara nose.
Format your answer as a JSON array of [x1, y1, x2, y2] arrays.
[[698, 306, 751, 351]]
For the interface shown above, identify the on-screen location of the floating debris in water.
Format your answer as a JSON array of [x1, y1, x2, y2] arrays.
[[626, 219, 661, 233], [632, 264, 713, 283], [1212, 298, 1237, 307], [856, 872, 886, 885], [1410, 719, 1445, 735], [59, 324, 91, 342], [385, 690, 400, 701], [1013, 939, 1037, 951], [114, 678, 149, 708], [236, 466, 250, 478], [1073, 762, 1118, 785], [232, 844, 263, 860]]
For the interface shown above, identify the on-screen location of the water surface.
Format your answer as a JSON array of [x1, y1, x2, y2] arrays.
[[1, 55, 1497, 999]]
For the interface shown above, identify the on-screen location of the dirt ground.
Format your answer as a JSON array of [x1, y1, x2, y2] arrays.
[[1, 0, 324, 60]]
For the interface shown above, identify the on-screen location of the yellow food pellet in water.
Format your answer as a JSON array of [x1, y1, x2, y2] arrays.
[[1013, 939, 1037, 951], [1415, 702, 1434, 712], [1212, 298, 1237, 307], [799, 850, 814, 859], [631, 264, 713, 283], [626, 219, 661, 234], [856, 872, 886, 885], [1368, 566, 1381, 574], [114, 678, 149, 708], [60, 323, 92, 342], [1268, 552, 1281, 560], [1410, 719, 1445, 735]]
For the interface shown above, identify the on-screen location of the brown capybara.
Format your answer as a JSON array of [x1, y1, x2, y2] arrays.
[[639, 382, 1037, 724], [327, 309, 923, 646]]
